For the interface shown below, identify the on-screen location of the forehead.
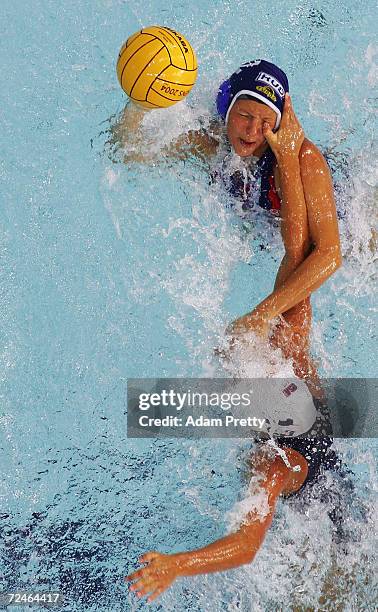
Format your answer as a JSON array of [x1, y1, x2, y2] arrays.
[[232, 98, 276, 118]]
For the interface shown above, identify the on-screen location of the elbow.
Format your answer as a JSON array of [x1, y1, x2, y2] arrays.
[[330, 245, 343, 273], [238, 524, 268, 565], [240, 533, 267, 565], [317, 245, 343, 278], [335, 247, 343, 270], [234, 532, 256, 566], [239, 547, 255, 566]]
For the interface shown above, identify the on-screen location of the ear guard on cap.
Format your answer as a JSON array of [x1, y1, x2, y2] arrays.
[[216, 78, 231, 121]]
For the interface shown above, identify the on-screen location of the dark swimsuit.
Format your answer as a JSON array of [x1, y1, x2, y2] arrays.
[[275, 398, 337, 492], [276, 401, 367, 544], [215, 148, 281, 215]]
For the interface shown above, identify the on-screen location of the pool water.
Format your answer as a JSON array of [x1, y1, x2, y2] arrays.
[[1, 0, 377, 610]]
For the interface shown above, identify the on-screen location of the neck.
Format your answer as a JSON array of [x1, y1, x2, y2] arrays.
[[253, 142, 269, 159]]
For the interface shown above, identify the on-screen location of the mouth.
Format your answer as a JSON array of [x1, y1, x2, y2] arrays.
[[239, 138, 256, 148]]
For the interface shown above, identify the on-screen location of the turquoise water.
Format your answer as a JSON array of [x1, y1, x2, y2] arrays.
[[1, 0, 377, 610]]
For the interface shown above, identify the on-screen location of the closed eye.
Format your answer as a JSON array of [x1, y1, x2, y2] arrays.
[[238, 112, 271, 121]]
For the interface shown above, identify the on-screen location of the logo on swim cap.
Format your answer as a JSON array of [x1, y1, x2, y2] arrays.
[[256, 85, 277, 102], [282, 383, 298, 397], [256, 72, 285, 98]]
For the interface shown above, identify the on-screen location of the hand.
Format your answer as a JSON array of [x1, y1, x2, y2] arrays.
[[263, 94, 304, 160], [126, 551, 179, 602], [226, 311, 270, 339]]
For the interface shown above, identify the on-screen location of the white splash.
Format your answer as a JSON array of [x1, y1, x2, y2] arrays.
[[226, 486, 270, 532]]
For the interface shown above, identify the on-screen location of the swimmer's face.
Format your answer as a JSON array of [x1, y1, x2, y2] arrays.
[[226, 99, 277, 158]]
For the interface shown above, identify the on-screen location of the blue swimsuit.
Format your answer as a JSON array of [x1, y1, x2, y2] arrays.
[[216, 148, 281, 215]]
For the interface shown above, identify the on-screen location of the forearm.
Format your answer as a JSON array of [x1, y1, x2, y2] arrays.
[[109, 103, 159, 164], [274, 251, 306, 290], [266, 157, 312, 312], [277, 156, 310, 259], [173, 517, 272, 577], [254, 245, 341, 320], [272, 156, 311, 292]]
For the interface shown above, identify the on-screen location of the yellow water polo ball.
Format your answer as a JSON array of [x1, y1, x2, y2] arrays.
[[116, 26, 198, 109]]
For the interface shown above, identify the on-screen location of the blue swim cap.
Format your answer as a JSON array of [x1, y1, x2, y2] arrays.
[[216, 60, 289, 130]]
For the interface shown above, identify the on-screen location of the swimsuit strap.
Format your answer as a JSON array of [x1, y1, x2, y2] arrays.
[[258, 149, 281, 214]]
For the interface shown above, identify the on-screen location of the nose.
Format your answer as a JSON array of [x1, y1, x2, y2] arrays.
[[245, 117, 262, 137]]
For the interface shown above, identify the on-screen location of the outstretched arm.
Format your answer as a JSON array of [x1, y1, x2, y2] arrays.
[[126, 447, 308, 602]]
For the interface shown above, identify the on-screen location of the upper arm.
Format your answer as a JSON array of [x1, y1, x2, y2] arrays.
[[299, 139, 342, 258], [248, 446, 309, 503]]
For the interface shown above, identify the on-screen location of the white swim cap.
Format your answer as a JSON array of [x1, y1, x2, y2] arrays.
[[229, 377, 317, 437]]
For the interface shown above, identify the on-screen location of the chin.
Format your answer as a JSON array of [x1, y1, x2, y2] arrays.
[[235, 147, 258, 158], [240, 150, 257, 158]]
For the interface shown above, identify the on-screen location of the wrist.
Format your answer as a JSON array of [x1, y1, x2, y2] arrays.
[[275, 153, 300, 170], [171, 552, 190, 577], [250, 303, 275, 323]]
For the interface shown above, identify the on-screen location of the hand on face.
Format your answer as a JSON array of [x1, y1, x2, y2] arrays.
[[263, 94, 304, 161], [126, 552, 179, 602]]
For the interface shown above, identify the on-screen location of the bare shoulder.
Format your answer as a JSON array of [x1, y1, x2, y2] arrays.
[[299, 138, 329, 172]]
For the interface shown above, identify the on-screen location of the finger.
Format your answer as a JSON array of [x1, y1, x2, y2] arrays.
[[132, 576, 159, 598], [129, 577, 150, 595], [139, 551, 160, 564], [263, 122, 276, 145], [285, 93, 293, 111], [148, 585, 167, 602], [126, 568, 145, 582], [281, 100, 294, 126], [283, 93, 297, 117], [285, 94, 300, 124]]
